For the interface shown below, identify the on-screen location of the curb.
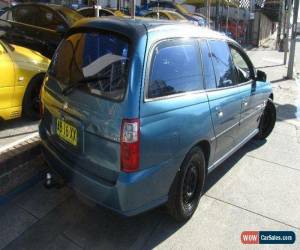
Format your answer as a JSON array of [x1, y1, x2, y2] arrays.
[[0, 135, 47, 197]]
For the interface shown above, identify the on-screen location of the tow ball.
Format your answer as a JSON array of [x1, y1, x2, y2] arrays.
[[44, 171, 65, 189]]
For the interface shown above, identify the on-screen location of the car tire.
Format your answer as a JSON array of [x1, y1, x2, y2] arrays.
[[167, 147, 206, 222], [255, 98, 276, 140], [22, 74, 44, 120]]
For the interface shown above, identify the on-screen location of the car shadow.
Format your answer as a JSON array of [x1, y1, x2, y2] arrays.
[[274, 102, 299, 121]]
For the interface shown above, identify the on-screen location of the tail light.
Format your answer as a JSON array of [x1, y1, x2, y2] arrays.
[[120, 119, 140, 172]]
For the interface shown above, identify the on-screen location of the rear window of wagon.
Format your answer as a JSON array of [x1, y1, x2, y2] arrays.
[[49, 31, 130, 101]]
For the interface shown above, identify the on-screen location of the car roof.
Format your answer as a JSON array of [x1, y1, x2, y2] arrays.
[[70, 17, 231, 43], [9, 3, 71, 11]]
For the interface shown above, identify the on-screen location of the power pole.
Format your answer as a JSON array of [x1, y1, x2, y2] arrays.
[[284, 0, 292, 64], [276, 0, 284, 49], [287, 0, 299, 79], [130, 0, 136, 18], [207, 0, 211, 28], [215, 0, 220, 30]]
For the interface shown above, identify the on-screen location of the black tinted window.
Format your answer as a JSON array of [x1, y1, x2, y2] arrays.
[[13, 6, 38, 25], [49, 32, 130, 101], [79, 8, 95, 17], [199, 40, 216, 89], [54, 6, 82, 25], [208, 40, 236, 88], [38, 7, 65, 30], [148, 39, 203, 99], [99, 10, 113, 16]]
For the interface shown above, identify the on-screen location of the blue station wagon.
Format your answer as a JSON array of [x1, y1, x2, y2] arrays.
[[39, 18, 276, 221]]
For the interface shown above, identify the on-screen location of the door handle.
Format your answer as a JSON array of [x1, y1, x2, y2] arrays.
[[215, 107, 223, 118], [242, 99, 248, 107]]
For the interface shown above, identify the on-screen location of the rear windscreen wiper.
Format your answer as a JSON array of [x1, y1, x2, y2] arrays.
[[62, 75, 109, 96]]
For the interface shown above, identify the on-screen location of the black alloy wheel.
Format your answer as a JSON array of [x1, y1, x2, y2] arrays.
[[23, 74, 44, 120], [255, 98, 276, 140], [167, 147, 206, 222]]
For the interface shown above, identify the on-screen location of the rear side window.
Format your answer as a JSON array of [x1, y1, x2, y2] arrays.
[[12, 6, 38, 25], [79, 8, 95, 17], [208, 40, 236, 88], [49, 32, 130, 101], [99, 10, 113, 16], [38, 7, 65, 30], [147, 39, 203, 99]]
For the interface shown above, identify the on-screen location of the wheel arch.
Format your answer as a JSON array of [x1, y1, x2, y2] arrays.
[[192, 139, 211, 171], [22, 72, 46, 106]]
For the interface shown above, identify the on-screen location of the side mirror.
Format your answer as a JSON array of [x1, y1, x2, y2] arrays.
[[56, 25, 67, 35], [256, 70, 267, 82]]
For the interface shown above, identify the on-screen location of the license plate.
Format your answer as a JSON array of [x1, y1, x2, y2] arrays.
[[56, 119, 78, 146]]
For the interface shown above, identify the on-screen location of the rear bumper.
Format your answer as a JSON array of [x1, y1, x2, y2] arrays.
[[40, 139, 171, 216]]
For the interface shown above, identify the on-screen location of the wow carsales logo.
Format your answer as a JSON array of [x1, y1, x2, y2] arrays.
[[241, 231, 296, 244]]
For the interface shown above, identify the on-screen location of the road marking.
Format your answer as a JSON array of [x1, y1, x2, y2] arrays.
[[0, 132, 39, 154]]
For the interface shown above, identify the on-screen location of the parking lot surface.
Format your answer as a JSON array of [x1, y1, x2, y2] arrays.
[[0, 48, 300, 249]]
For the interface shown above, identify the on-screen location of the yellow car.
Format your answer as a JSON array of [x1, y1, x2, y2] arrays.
[[143, 10, 187, 21], [0, 40, 50, 120]]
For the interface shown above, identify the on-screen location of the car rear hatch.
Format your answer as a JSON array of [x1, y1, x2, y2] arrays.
[[41, 30, 133, 185]]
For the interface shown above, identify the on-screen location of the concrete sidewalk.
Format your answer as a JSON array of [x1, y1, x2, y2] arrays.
[[0, 49, 300, 249]]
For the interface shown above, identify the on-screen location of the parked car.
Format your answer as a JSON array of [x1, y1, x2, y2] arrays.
[[139, 1, 208, 26], [0, 39, 50, 120], [39, 18, 276, 221], [144, 10, 186, 21], [78, 6, 126, 17], [0, 3, 83, 58]]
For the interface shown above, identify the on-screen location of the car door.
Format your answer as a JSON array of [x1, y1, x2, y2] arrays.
[[200, 39, 241, 163], [0, 42, 14, 110], [140, 38, 213, 185], [229, 44, 262, 141]]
